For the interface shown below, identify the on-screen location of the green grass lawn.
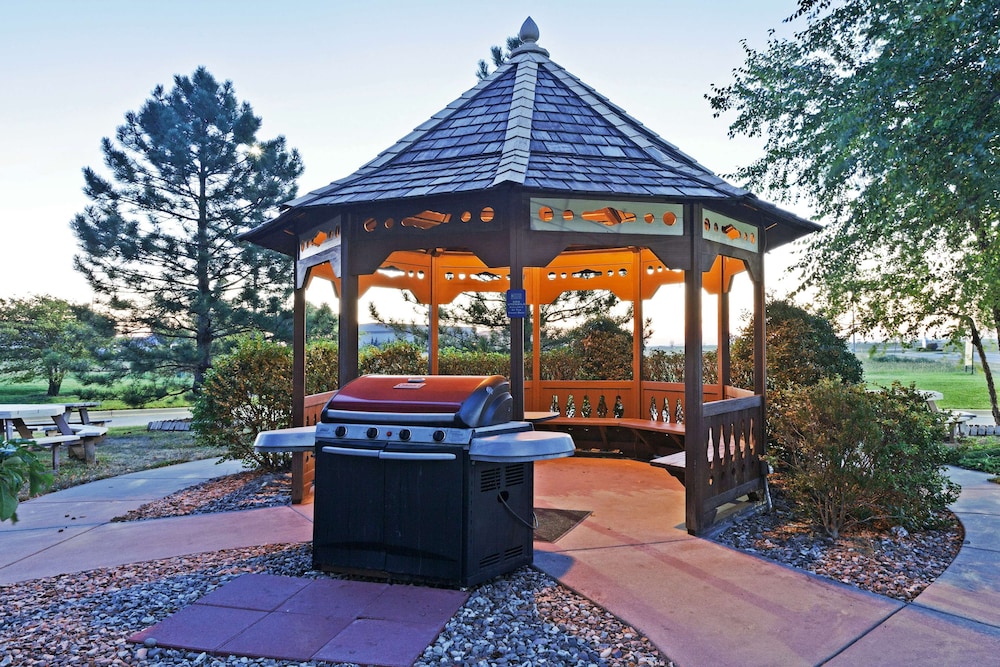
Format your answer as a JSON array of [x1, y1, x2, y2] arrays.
[[863, 355, 992, 409], [0, 378, 190, 409]]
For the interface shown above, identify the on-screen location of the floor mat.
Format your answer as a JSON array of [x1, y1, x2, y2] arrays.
[[129, 573, 468, 667], [534, 508, 591, 542]]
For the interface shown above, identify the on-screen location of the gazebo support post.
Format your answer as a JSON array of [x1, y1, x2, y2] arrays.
[[684, 203, 706, 535], [718, 258, 731, 395], [508, 195, 527, 420], [292, 279, 307, 427], [338, 217, 360, 388], [753, 259, 766, 399], [429, 252, 440, 375], [632, 248, 643, 414], [530, 268, 543, 412]]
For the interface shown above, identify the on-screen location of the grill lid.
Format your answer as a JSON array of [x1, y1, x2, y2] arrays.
[[322, 375, 514, 428]]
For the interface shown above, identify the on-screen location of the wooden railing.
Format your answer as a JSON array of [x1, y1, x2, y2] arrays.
[[690, 394, 765, 532], [526, 381, 742, 421], [304, 391, 335, 425]]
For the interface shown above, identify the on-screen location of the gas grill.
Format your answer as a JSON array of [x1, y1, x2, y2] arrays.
[[312, 374, 574, 587]]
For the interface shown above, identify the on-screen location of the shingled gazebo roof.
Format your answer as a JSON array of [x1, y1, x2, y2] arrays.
[[245, 17, 819, 255]]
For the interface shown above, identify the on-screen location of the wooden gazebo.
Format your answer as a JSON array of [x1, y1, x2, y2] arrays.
[[241, 18, 820, 534]]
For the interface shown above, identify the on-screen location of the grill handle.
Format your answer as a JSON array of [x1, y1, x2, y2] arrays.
[[321, 446, 456, 462], [321, 446, 380, 458], [379, 451, 456, 461]]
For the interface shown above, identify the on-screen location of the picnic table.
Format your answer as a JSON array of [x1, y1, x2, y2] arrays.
[[0, 403, 109, 471], [1, 404, 80, 471], [918, 390, 976, 441], [62, 401, 105, 425]]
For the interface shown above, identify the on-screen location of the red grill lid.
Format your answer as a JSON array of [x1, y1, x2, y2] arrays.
[[322, 375, 514, 427]]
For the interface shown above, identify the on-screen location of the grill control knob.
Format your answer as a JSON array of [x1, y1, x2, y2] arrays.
[[432, 430, 445, 442], [334, 426, 347, 438], [366, 427, 379, 439], [399, 429, 411, 441]]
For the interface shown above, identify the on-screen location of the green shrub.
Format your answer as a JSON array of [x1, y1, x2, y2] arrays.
[[539, 347, 582, 380], [952, 439, 1000, 475], [1, 439, 53, 523], [359, 341, 426, 375], [438, 349, 510, 376], [732, 299, 863, 391], [643, 349, 718, 384], [192, 336, 293, 469], [306, 341, 339, 394], [770, 380, 958, 537]]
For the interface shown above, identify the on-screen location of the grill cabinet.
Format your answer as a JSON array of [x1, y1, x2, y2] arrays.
[[312, 375, 573, 587]]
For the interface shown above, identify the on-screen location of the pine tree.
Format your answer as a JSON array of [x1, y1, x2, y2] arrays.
[[72, 67, 303, 393]]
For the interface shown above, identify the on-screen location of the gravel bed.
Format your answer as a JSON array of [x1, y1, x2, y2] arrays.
[[6, 468, 965, 666], [5, 471, 670, 667], [712, 486, 964, 602]]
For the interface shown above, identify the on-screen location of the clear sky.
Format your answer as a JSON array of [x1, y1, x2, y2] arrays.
[[0, 0, 814, 345]]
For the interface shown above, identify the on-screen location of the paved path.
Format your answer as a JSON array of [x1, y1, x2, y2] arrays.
[[3, 458, 1000, 666]]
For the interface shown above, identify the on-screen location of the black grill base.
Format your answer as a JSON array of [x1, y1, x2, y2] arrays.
[[313, 443, 533, 588]]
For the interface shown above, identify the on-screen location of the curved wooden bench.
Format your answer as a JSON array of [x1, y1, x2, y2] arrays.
[[535, 416, 685, 459]]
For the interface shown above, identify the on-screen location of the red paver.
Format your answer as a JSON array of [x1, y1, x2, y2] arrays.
[[129, 604, 266, 651], [362, 584, 469, 623], [130, 574, 468, 666], [279, 578, 388, 618], [196, 573, 309, 611], [218, 611, 353, 661], [312, 618, 444, 667]]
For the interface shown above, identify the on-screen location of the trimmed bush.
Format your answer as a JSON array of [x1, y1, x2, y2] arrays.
[[194, 337, 341, 469], [643, 349, 718, 384], [306, 341, 339, 395], [438, 349, 511, 376], [359, 341, 425, 375], [193, 336, 293, 469], [770, 380, 958, 537]]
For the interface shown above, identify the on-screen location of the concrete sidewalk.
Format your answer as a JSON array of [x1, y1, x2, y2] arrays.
[[0, 458, 313, 584], [3, 457, 1000, 666]]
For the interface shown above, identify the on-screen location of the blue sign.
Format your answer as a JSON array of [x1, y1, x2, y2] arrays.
[[505, 289, 527, 318]]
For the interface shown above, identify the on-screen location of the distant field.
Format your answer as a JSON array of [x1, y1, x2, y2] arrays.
[[0, 378, 190, 410], [863, 354, 991, 410]]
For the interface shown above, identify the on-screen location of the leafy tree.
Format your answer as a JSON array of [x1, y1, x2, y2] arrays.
[[0, 296, 116, 396], [475, 35, 523, 80], [307, 302, 339, 341], [731, 299, 862, 391], [71, 67, 303, 393], [708, 0, 1000, 422]]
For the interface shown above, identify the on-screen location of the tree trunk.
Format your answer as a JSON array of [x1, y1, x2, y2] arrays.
[[47, 377, 61, 397], [969, 321, 1000, 425], [194, 167, 212, 391]]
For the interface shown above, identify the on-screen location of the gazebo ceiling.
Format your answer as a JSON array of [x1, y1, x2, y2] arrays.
[[242, 17, 820, 257]]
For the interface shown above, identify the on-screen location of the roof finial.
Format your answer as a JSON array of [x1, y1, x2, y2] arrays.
[[519, 16, 539, 44], [511, 16, 549, 58]]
